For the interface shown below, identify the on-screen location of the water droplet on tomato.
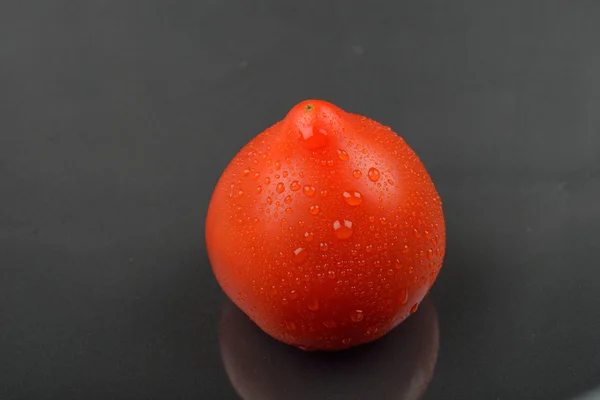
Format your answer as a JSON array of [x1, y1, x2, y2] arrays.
[[342, 191, 363, 206], [266, 196, 273, 205], [289, 290, 298, 300], [320, 189, 328, 197], [410, 303, 419, 314], [337, 149, 349, 161], [308, 297, 320, 311], [256, 185, 262, 194], [275, 160, 281, 170], [284, 195, 293, 204], [327, 270, 336, 279], [342, 337, 351, 345], [353, 169, 362, 179], [303, 185, 316, 197], [264, 177, 271, 185], [333, 219, 353, 239], [399, 288, 408, 304], [242, 168, 250, 176], [293, 247, 307, 264], [290, 180, 301, 191], [427, 249, 433, 259], [402, 245, 410, 254], [285, 321, 297, 330], [350, 310, 364, 322], [319, 242, 329, 251], [299, 125, 330, 150], [276, 182, 285, 194], [309, 205, 320, 215], [304, 232, 314, 242], [323, 319, 337, 328], [368, 167, 381, 182]]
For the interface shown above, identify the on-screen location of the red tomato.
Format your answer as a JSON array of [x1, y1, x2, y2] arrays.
[[206, 100, 445, 351]]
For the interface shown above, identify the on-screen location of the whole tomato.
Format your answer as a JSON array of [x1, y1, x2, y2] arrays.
[[206, 100, 445, 351]]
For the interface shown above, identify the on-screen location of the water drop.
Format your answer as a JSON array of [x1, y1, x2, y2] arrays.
[[293, 247, 308, 264], [253, 172, 260, 179], [299, 125, 329, 150], [303, 185, 316, 197], [319, 242, 329, 251], [387, 179, 394, 186], [285, 321, 297, 330], [256, 185, 263, 194], [289, 290, 298, 300], [290, 180, 301, 191], [402, 245, 410, 254], [323, 319, 337, 328], [264, 177, 271, 185], [333, 219, 353, 239], [337, 149, 349, 161], [285, 207, 293, 213], [266, 196, 273, 205], [368, 167, 381, 182], [304, 232, 314, 242], [243, 168, 251, 176], [399, 288, 408, 304], [308, 297, 320, 311], [427, 249, 433, 259], [284, 195, 293, 204], [413, 228, 420, 238], [282, 171, 288, 178], [309, 205, 320, 215], [353, 169, 362, 179], [350, 309, 364, 322], [410, 303, 419, 314], [327, 270, 336, 279], [342, 337, 351, 345], [275, 160, 281, 170], [320, 189, 328, 197], [276, 182, 285, 194], [343, 191, 363, 206]]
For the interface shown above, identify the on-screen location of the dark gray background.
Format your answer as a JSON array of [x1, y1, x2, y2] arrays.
[[2, 1, 599, 399]]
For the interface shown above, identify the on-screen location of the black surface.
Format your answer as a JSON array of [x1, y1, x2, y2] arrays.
[[2, 1, 600, 399]]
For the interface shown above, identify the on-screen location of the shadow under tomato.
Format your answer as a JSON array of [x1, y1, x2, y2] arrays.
[[219, 298, 439, 400]]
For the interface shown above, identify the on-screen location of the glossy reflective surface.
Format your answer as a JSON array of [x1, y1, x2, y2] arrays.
[[1, 1, 599, 399]]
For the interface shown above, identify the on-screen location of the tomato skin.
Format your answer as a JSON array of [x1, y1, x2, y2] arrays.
[[206, 100, 445, 351]]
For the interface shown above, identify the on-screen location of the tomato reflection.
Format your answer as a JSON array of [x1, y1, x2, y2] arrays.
[[219, 298, 439, 400]]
